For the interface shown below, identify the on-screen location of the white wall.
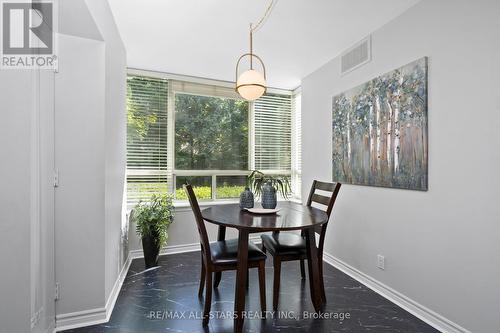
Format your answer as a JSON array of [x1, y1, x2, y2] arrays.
[[85, 0, 128, 303], [301, 1, 500, 332], [0, 59, 56, 333], [0, 71, 35, 333], [37, 69, 56, 333], [55, 34, 106, 314], [54, 0, 127, 324], [0, 1, 125, 330]]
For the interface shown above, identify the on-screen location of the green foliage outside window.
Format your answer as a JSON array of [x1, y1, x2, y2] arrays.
[[174, 186, 245, 200], [175, 94, 249, 170]]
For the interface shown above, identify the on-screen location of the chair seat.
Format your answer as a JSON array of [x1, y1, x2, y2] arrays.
[[210, 239, 267, 265], [261, 233, 306, 256]]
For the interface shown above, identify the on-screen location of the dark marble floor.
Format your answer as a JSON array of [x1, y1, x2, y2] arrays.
[[64, 251, 440, 333]]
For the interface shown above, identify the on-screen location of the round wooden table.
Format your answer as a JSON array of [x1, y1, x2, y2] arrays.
[[202, 202, 329, 332]]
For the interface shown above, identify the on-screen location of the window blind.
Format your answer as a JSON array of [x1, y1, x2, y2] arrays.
[[291, 92, 302, 197], [253, 93, 292, 173], [126, 75, 171, 204], [171, 80, 241, 100]]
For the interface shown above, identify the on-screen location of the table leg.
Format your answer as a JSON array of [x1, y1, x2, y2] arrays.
[[214, 226, 227, 288], [304, 228, 324, 311], [217, 225, 226, 241], [234, 229, 249, 333]]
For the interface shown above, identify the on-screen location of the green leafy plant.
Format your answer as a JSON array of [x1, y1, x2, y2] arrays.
[[133, 194, 174, 248], [247, 170, 291, 199], [174, 185, 245, 200]]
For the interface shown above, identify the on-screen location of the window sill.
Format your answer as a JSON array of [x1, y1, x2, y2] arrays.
[[126, 200, 241, 214], [173, 199, 239, 211], [173, 198, 302, 212], [127, 197, 303, 214]]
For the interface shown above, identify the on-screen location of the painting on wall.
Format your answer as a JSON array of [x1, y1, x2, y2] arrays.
[[332, 57, 428, 191]]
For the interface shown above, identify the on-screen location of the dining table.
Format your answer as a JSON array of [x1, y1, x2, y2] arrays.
[[201, 202, 329, 332]]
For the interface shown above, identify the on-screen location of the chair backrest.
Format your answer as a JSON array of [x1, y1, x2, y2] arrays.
[[306, 180, 341, 219], [184, 184, 212, 264], [305, 180, 341, 255]]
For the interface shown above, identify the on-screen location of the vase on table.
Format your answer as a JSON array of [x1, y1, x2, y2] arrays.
[[261, 182, 277, 209], [239, 187, 254, 209]]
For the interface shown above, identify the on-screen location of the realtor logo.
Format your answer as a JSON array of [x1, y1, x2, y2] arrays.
[[1, 0, 57, 69]]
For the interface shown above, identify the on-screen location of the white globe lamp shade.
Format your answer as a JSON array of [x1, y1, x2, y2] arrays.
[[236, 69, 266, 101]]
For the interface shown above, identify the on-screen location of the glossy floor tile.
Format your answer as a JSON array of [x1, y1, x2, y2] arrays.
[[63, 251, 440, 333]]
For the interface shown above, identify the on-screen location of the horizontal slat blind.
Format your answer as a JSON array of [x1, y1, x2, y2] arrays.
[[126, 75, 171, 204], [292, 92, 302, 196], [171, 80, 241, 100], [253, 93, 292, 173]]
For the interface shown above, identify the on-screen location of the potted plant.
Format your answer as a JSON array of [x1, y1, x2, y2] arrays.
[[247, 170, 291, 209], [132, 194, 174, 268]]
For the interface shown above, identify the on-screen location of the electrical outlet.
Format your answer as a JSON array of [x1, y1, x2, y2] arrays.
[[377, 255, 385, 270]]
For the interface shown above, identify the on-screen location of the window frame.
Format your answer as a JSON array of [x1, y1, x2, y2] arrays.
[[126, 68, 296, 205]]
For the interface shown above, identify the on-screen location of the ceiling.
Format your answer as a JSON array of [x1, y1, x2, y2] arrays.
[[108, 0, 419, 90]]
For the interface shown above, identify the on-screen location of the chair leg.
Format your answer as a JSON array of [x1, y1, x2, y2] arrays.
[[198, 260, 205, 297], [258, 261, 266, 312], [318, 254, 326, 303], [214, 272, 222, 289], [273, 257, 281, 311], [300, 259, 306, 279], [203, 271, 212, 326]]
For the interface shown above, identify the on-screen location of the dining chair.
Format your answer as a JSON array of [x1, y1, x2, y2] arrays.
[[183, 184, 267, 326], [260, 180, 341, 311]]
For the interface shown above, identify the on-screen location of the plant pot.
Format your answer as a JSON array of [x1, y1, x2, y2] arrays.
[[142, 235, 160, 268], [261, 182, 277, 209]]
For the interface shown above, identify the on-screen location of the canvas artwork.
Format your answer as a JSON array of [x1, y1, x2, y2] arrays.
[[332, 57, 428, 190]]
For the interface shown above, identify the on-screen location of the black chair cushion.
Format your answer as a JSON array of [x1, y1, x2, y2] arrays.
[[261, 233, 306, 256], [210, 239, 267, 265]]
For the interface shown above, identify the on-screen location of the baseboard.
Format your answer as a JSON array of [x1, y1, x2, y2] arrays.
[[322, 252, 471, 333], [129, 242, 201, 260], [54, 307, 107, 331], [55, 253, 133, 332], [104, 254, 133, 319]]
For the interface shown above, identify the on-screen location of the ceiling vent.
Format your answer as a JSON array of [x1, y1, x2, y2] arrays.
[[341, 36, 371, 75]]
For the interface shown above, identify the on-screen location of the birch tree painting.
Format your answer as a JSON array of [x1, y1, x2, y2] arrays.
[[332, 57, 428, 190]]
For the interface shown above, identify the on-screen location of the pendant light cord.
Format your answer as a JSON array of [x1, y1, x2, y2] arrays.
[[251, 0, 278, 34], [249, 0, 277, 69]]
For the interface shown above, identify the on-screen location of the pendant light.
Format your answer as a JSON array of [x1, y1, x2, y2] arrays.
[[235, 1, 276, 101]]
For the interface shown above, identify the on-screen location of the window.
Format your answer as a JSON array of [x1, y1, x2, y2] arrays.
[[126, 71, 299, 205]]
